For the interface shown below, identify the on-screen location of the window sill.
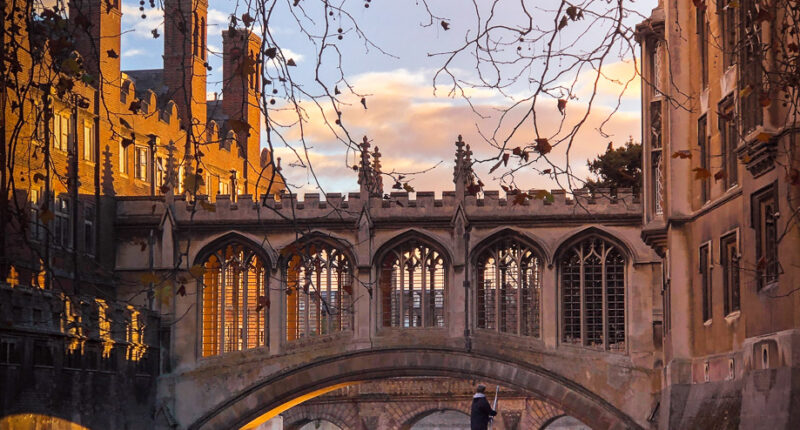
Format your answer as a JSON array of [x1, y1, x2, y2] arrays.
[[724, 311, 741, 324], [703, 319, 712, 327], [759, 281, 780, 294]]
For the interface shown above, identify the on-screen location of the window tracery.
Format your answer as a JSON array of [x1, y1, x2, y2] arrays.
[[476, 238, 542, 337], [379, 240, 446, 328], [560, 237, 625, 351]]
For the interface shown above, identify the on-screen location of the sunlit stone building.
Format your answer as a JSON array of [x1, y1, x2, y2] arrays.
[[637, 0, 800, 427]]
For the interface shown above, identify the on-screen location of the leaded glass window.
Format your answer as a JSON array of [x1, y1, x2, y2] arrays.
[[286, 241, 353, 340], [476, 238, 542, 337], [379, 240, 446, 328], [560, 237, 626, 351], [201, 241, 267, 356]]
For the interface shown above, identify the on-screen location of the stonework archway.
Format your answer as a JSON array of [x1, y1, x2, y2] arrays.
[[188, 348, 642, 430]]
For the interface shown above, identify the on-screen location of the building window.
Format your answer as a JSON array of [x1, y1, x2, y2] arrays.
[[698, 115, 710, 203], [84, 204, 95, 256], [54, 196, 72, 249], [54, 112, 70, 152], [134, 146, 149, 181], [155, 157, 165, 193], [697, 6, 709, 88], [29, 189, 43, 242], [740, 0, 763, 133], [379, 239, 446, 328], [650, 100, 664, 215], [0, 338, 22, 365], [718, 0, 737, 69], [218, 178, 230, 196], [700, 242, 712, 322], [475, 237, 541, 337], [285, 240, 353, 341], [33, 342, 54, 367], [718, 98, 738, 188], [201, 240, 267, 356], [177, 164, 185, 194], [662, 250, 671, 333], [721, 232, 740, 315], [560, 236, 626, 351], [119, 140, 129, 175], [752, 184, 779, 290], [82, 122, 95, 162]]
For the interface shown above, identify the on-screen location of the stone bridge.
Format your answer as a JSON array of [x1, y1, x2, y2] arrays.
[[115, 142, 662, 429]]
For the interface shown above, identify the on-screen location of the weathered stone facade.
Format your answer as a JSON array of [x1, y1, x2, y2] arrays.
[[637, 0, 800, 428]]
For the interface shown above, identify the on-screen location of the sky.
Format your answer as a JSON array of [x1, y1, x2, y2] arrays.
[[120, 0, 655, 196]]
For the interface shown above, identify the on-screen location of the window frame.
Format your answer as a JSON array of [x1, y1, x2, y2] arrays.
[[718, 97, 738, 189], [379, 239, 448, 329], [134, 145, 149, 182], [53, 112, 70, 152], [720, 229, 740, 316], [699, 241, 713, 323], [474, 238, 542, 338], [698, 114, 710, 204], [82, 120, 95, 162], [752, 183, 780, 291], [119, 139, 129, 176], [558, 236, 627, 352]]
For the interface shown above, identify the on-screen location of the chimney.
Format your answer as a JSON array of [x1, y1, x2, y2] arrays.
[[69, 0, 122, 87], [163, 0, 208, 132], [222, 28, 263, 194]]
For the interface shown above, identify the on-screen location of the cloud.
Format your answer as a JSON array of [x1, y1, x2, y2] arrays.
[[121, 3, 164, 39], [122, 49, 144, 57], [269, 67, 641, 196]]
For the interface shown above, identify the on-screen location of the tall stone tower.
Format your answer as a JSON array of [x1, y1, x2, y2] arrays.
[[163, 0, 208, 132], [69, 0, 122, 90], [222, 28, 262, 194]]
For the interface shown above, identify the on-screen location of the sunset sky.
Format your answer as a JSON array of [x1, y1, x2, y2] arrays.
[[120, 0, 653, 196]]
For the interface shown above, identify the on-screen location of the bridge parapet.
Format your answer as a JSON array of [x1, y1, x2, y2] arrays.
[[116, 187, 640, 224]]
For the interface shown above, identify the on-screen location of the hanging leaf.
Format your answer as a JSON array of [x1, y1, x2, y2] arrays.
[[189, 264, 205, 279], [502, 153, 510, 166], [265, 47, 277, 58], [199, 200, 216, 212], [441, 21, 450, 31], [511, 192, 529, 205], [287, 58, 297, 67], [756, 132, 772, 143], [558, 15, 568, 31], [713, 170, 727, 182], [533, 189, 554, 202], [140, 272, 159, 285], [534, 138, 551, 155], [693, 167, 711, 180], [38, 209, 55, 224], [119, 117, 132, 129], [489, 159, 503, 174], [33, 172, 46, 183], [255, 295, 270, 312], [672, 150, 692, 159], [402, 182, 415, 193], [128, 99, 142, 114], [557, 98, 567, 114], [106, 49, 118, 58], [334, 85, 341, 95], [241, 12, 254, 27], [176, 284, 186, 296]]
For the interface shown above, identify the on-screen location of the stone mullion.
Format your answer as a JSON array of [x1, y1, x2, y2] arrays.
[[601, 245, 609, 351], [579, 246, 586, 347], [219, 264, 226, 353]]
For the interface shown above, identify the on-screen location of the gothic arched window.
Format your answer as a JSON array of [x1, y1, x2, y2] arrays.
[[560, 236, 625, 351], [379, 240, 446, 328], [285, 241, 353, 341], [476, 238, 542, 337], [201, 241, 268, 357]]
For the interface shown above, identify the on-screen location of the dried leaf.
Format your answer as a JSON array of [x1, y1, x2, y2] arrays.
[[199, 200, 216, 212], [489, 159, 503, 174], [106, 49, 118, 58], [534, 138, 551, 155], [38, 209, 55, 224], [693, 167, 711, 180], [140, 272, 159, 285], [533, 189, 554, 202], [672, 150, 692, 159], [402, 182, 415, 193], [189, 264, 205, 279], [557, 98, 567, 114], [441, 20, 450, 30], [255, 295, 270, 312], [756, 132, 772, 143], [265, 47, 277, 59], [176, 284, 186, 296], [287, 58, 297, 67], [512, 192, 528, 205], [502, 153, 510, 166], [558, 15, 568, 31], [714, 170, 727, 182]]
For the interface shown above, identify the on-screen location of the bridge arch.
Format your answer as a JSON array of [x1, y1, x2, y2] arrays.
[[401, 408, 470, 430], [188, 348, 642, 430]]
